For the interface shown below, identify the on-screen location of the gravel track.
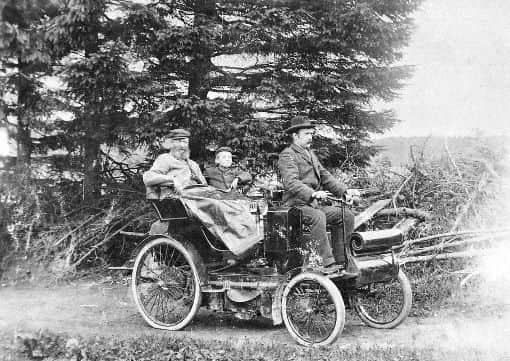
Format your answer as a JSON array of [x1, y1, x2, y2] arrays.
[[1, 280, 509, 353]]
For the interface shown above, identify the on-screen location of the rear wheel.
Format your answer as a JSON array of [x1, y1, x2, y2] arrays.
[[282, 272, 345, 347], [131, 237, 203, 330], [350, 269, 412, 329]]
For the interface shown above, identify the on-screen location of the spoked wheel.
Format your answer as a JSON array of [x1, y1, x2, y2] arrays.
[[282, 272, 345, 347], [131, 237, 204, 330], [350, 269, 412, 329]]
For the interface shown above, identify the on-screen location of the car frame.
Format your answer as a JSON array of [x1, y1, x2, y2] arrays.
[[130, 190, 412, 347]]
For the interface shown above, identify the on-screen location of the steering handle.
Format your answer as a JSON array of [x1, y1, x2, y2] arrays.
[[326, 195, 351, 205], [327, 194, 363, 206]]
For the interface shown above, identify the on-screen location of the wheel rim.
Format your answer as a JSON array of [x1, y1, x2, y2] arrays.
[[134, 240, 198, 328], [285, 278, 339, 344], [353, 273, 408, 326]]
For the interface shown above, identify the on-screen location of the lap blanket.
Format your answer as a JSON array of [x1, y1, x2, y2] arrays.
[[179, 185, 263, 255]]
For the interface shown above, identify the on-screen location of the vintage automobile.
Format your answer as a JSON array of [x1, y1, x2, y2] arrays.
[[130, 186, 412, 346]]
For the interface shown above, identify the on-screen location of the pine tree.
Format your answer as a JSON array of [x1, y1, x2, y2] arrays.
[[45, 0, 150, 199], [125, 0, 421, 168], [0, 0, 59, 172]]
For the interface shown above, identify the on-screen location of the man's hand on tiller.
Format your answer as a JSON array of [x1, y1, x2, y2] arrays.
[[312, 190, 332, 200]]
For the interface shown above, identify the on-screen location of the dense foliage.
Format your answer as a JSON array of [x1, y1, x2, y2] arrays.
[[1, 0, 421, 189], [0, 0, 59, 170], [0, 0, 422, 268], [118, 0, 420, 169]]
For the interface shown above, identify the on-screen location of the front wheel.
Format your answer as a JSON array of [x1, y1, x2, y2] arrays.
[[282, 272, 345, 347], [131, 237, 204, 330], [350, 269, 412, 329]]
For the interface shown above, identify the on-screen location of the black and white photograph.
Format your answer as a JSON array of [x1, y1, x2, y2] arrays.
[[0, 0, 509, 359]]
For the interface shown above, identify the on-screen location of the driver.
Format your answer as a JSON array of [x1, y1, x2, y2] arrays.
[[143, 129, 207, 199], [278, 116, 355, 274]]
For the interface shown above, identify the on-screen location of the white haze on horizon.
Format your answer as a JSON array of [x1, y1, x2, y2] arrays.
[[475, 146, 510, 293], [378, 0, 510, 138]]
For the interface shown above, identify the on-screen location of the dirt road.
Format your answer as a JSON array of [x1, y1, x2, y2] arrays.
[[1, 279, 509, 354]]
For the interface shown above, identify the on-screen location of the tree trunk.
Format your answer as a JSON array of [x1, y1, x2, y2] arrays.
[[15, 120, 32, 172], [15, 61, 33, 173], [82, 116, 101, 202], [81, 17, 101, 203], [188, 0, 215, 99], [186, 0, 216, 160]]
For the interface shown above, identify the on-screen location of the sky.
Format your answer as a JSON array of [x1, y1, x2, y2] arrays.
[[379, 0, 510, 138], [1, 0, 509, 156]]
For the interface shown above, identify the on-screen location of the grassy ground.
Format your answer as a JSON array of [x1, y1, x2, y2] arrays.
[[5, 329, 510, 361]]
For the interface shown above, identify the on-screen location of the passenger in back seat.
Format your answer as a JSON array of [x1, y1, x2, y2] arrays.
[[143, 129, 207, 199], [204, 147, 252, 191], [143, 129, 261, 255]]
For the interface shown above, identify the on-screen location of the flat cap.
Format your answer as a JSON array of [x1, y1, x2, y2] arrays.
[[167, 128, 190, 139], [215, 146, 233, 155]]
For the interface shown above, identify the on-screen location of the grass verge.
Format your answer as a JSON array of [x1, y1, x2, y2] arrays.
[[2, 329, 508, 361]]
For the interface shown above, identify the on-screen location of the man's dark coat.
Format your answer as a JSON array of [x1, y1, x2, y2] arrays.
[[278, 144, 347, 206]]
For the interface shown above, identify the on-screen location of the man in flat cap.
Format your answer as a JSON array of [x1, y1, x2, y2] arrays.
[[143, 129, 262, 257], [143, 129, 207, 199], [204, 147, 252, 191], [278, 116, 356, 273]]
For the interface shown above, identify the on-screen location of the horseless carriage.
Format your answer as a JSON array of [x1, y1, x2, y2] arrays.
[[130, 186, 413, 346]]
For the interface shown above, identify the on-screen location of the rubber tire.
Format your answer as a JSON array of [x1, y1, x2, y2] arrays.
[[351, 269, 412, 329], [282, 272, 345, 347], [131, 236, 203, 331]]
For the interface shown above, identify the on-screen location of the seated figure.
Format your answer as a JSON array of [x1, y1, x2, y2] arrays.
[[278, 116, 356, 274], [204, 147, 252, 191], [143, 129, 207, 199], [142, 129, 262, 256]]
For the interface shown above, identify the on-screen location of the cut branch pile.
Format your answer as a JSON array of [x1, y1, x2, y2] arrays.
[[30, 196, 153, 272], [398, 228, 510, 264], [352, 142, 508, 268]]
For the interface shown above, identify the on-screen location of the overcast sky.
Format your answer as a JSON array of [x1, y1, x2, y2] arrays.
[[379, 0, 510, 137]]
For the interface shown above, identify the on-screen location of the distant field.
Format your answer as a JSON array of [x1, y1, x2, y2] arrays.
[[372, 135, 509, 167]]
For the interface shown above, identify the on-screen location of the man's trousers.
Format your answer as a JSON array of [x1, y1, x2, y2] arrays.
[[300, 205, 355, 266]]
